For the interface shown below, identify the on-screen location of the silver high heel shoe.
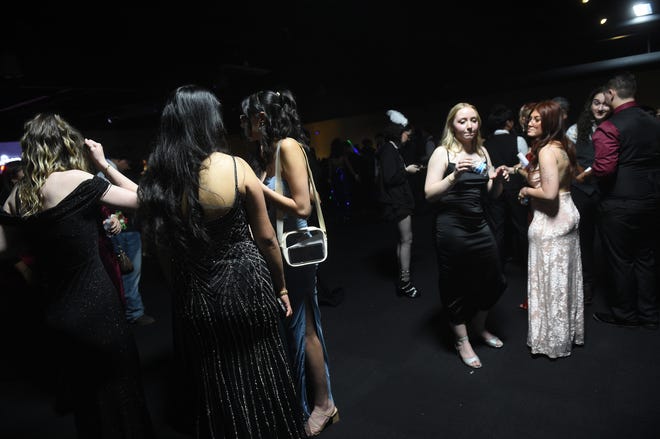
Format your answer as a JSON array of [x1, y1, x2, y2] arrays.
[[483, 334, 503, 348], [455, 336, 482, 369]]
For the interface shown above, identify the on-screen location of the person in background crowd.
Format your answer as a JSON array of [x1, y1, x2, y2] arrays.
[[376, 109, 423, 298], [518, 102, 536, 143], [552, 96, 571, 130], [566, 86, 611, 305], [327, 137, 359, 222], [483, 104, 530, 267], [0, 160, 24, 205], [0, 159, 42, 384], [357, 137, 379, 219], [99, 154, 155, 326]]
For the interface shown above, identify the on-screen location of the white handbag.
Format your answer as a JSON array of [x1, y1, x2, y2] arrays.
[[274, 141, 328, 267]]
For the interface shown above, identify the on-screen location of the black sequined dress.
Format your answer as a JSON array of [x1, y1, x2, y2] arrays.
[[0, 176, 153, 438], [169, 161, 305, 439]]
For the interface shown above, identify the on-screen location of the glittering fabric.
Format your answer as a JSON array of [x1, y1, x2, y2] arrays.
[[431, 162, 507, 324], [0, 176, 154, 438], [527, 169, 584, 358], [171, 164, 305, 439]]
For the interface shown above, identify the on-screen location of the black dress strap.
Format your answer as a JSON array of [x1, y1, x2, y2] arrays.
[[443, 148, 456, 178], [231, 156, 239, 197]]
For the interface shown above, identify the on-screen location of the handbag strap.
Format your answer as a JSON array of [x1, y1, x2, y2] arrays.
[[274, 140, 326, 242]]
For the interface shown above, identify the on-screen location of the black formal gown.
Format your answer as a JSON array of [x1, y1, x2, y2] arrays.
[[432, 163, 507, 324], [0, 176, 153, 438], [169, 161, 306, 439]]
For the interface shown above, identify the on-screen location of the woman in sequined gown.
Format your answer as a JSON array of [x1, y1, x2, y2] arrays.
[[138, 85, 305, 439], [0, 114, 153, 438], [424, 103, 510, 369], [517, 101, 584, 359]]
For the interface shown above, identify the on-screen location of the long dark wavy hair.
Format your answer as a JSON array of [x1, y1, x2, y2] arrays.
[[528, 100, 577, 173], [575, 86, 609, 145], [138, 85, 229, 251], [243, 89, 309, 174]]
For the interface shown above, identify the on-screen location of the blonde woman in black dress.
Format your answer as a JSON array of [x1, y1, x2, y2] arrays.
[[425, 103, 509, 369]]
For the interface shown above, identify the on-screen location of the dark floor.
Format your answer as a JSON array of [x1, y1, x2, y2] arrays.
[[2, 211, 660, 439]]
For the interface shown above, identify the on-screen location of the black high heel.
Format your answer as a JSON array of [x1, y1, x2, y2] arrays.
[[396, 280, 420, 298], [396, 270, 420, 298]]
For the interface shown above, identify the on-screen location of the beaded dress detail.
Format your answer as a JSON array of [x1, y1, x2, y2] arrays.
[[170, 160, 305, 438]]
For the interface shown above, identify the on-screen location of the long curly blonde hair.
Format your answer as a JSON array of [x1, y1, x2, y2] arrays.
[[17, 113, 91, 216], [439, 102, 485, 158]]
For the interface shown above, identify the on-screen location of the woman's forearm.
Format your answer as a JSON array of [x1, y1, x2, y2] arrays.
[[256, 234, 286, 293], [102, 165, 138, 192]]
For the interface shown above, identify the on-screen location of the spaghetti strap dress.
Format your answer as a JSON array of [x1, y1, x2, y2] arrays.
[[170, 158, 306, 438], [432, 159, 507, 324]]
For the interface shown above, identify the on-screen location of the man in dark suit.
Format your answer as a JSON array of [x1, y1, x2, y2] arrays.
[[483, 104, 530, 267], [592, 72, 660, 329]]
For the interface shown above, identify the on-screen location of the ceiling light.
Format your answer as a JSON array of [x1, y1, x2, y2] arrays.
[[581, 0, 589, 3], [600, 18, 608, 24], [633, 3, 653, 16], [607, 34, 632, 41]]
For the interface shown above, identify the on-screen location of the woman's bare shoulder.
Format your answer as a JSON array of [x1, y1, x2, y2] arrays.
[[41, 170, 94, 208], [539, 143, 559, 154], [547, 141, 568, 157], [279, 137, 304, 155], [430, 145, 449, 160], [43, 170, 93, 189], [279, 137, 300, 148], [203, 151, 229, 166]]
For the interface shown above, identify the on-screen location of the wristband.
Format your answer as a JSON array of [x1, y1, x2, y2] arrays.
[[104, 163, 111, 173], [278, 289, 288, 297]]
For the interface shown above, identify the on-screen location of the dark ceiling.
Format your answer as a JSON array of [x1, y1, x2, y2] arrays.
[[2, 1, 660, 141]]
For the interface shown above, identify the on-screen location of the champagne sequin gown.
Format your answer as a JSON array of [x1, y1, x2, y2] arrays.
[[526, 166, 584, 358]]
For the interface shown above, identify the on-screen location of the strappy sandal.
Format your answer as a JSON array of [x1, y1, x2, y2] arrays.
[[455, 336, 482, 369], [305, 405, 340, 436], [483, 335, 504, 348]]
